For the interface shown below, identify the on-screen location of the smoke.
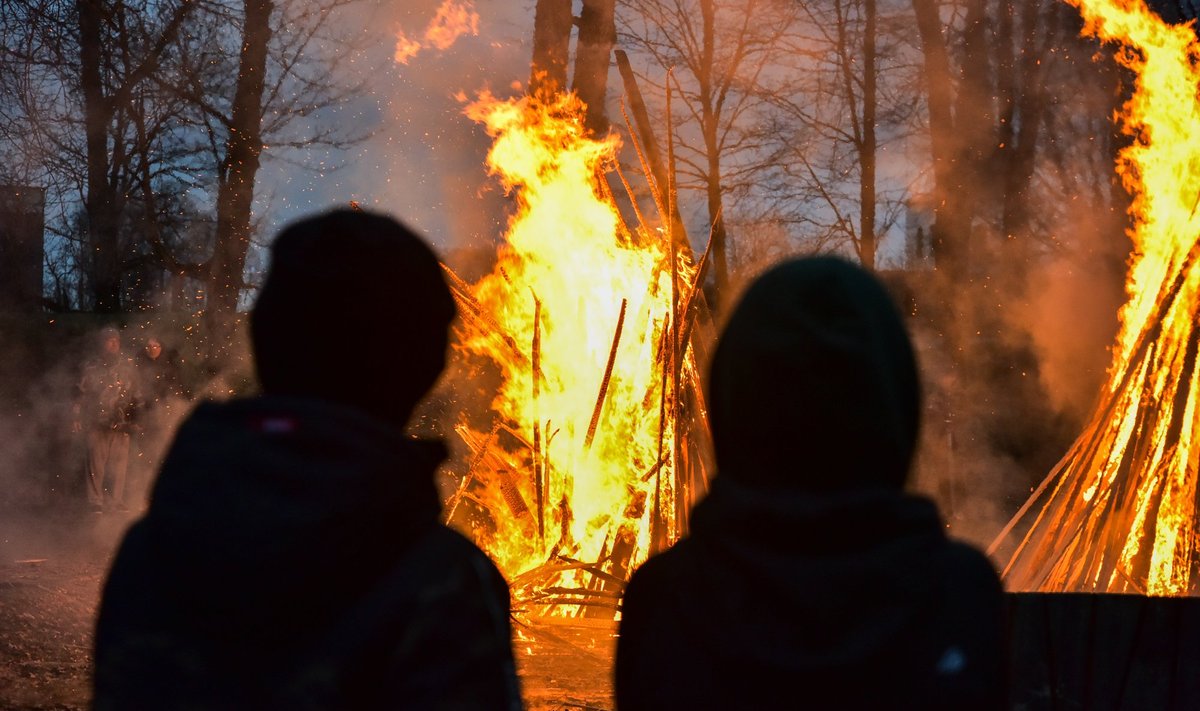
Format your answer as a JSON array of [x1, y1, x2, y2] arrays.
[[1019, 214, 1128, 421], [0, 327, 81, 510], [255, 1, 532, 256], [0, 317, 252, 516]]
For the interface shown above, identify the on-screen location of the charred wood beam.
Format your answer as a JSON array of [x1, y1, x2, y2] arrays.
[[614, 50, 692, 260]]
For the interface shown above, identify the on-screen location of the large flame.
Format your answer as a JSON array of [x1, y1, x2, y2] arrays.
[[998, 0, 1200, 595], [447, 91, 701, 613]]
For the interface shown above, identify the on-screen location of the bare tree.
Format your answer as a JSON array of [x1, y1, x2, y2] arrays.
[[153, 0, 366, 329], [2, 0, 367, 323], [752, 0, 921, 270], [907, 0, 1107, 284], [1, 0, 198, 311], [527, 0, 616, 136], [77, 0, 196, 311], [618, 0, 801, 301]]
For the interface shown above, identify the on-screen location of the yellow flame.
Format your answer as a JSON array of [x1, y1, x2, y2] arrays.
[[393, 0, 479, 65], [451, 91, 695, 611], [1075, 0, 1200, 596]]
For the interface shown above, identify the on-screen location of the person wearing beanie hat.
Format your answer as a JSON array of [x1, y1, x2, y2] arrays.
[[94, 209, 521, 710], [616, 257, 1004, 710]]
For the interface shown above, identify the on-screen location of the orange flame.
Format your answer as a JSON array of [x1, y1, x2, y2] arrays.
[[999, 0, 1200, 595], [448, 91, 699, 613], [394, 0, 480, 65]]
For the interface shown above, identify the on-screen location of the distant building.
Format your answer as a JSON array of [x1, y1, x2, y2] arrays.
[[0, 186, 46, 311]]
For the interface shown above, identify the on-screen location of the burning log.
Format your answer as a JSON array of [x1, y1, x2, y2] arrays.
[[511, 556, 626, 591], [497, 466, 534, 523], [614, 49, 689, 255], [448, 424, 538, 537], [534, 586, 624, 600], [612, 159, 655, 245]]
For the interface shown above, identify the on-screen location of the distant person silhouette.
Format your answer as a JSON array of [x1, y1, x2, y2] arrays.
[[129, 334, 189, 503], [75, 326, 140, 512], [615, 257, 1004, 711], [94, 209, 521, 710]]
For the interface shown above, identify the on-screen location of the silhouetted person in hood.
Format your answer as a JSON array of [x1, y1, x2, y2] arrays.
[[616, 257, 1004, 710], [94, 209, 521, 710]]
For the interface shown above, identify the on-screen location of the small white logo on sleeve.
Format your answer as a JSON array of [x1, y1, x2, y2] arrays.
[[935, 646, 966, 675]]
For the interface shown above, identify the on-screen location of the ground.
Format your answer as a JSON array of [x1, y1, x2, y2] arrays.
[[0, 506, 614, 710], [0, 507, 125, 710]]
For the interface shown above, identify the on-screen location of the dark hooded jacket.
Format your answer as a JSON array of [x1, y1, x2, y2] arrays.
[[615, 258, 1004, 710], [94, 396, 521, 710]]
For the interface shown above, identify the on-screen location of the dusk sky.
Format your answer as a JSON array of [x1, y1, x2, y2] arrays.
[[258, 1, 550, 255]]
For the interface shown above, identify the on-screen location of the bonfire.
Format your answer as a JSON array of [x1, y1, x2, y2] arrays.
[[441, 88, 715, 619], [993, 0, 1200, 595]]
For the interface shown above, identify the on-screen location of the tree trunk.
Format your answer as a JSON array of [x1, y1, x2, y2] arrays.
[[206, 0, 273, 343], [999, 0, 1047, 270], [530, 0, 573, 97], [572, 0, 615, 135], [79, 0, 122, 312], [911, 0, 967, 278], [698, 0, 728, 302], [948, 0, 992, 274], [860, 0, 877, 270]]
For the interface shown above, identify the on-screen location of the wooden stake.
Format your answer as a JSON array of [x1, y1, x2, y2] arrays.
[[614, 50, 692, 257], [531, 291, 545, 543], [584, 298, 628, 449]]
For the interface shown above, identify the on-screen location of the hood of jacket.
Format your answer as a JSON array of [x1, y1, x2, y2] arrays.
[[680, 257, 952, 684], [708, 256, 920, 491]]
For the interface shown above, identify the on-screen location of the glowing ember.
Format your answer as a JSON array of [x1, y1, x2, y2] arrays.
[[445, 90, 707, 615], [997, 0, 1200, 595], [393, 0, 480, 65]]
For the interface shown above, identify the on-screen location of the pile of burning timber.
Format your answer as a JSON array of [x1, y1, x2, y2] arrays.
[[990, 0, 1200, 597], [438, 77, 716, 621]]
